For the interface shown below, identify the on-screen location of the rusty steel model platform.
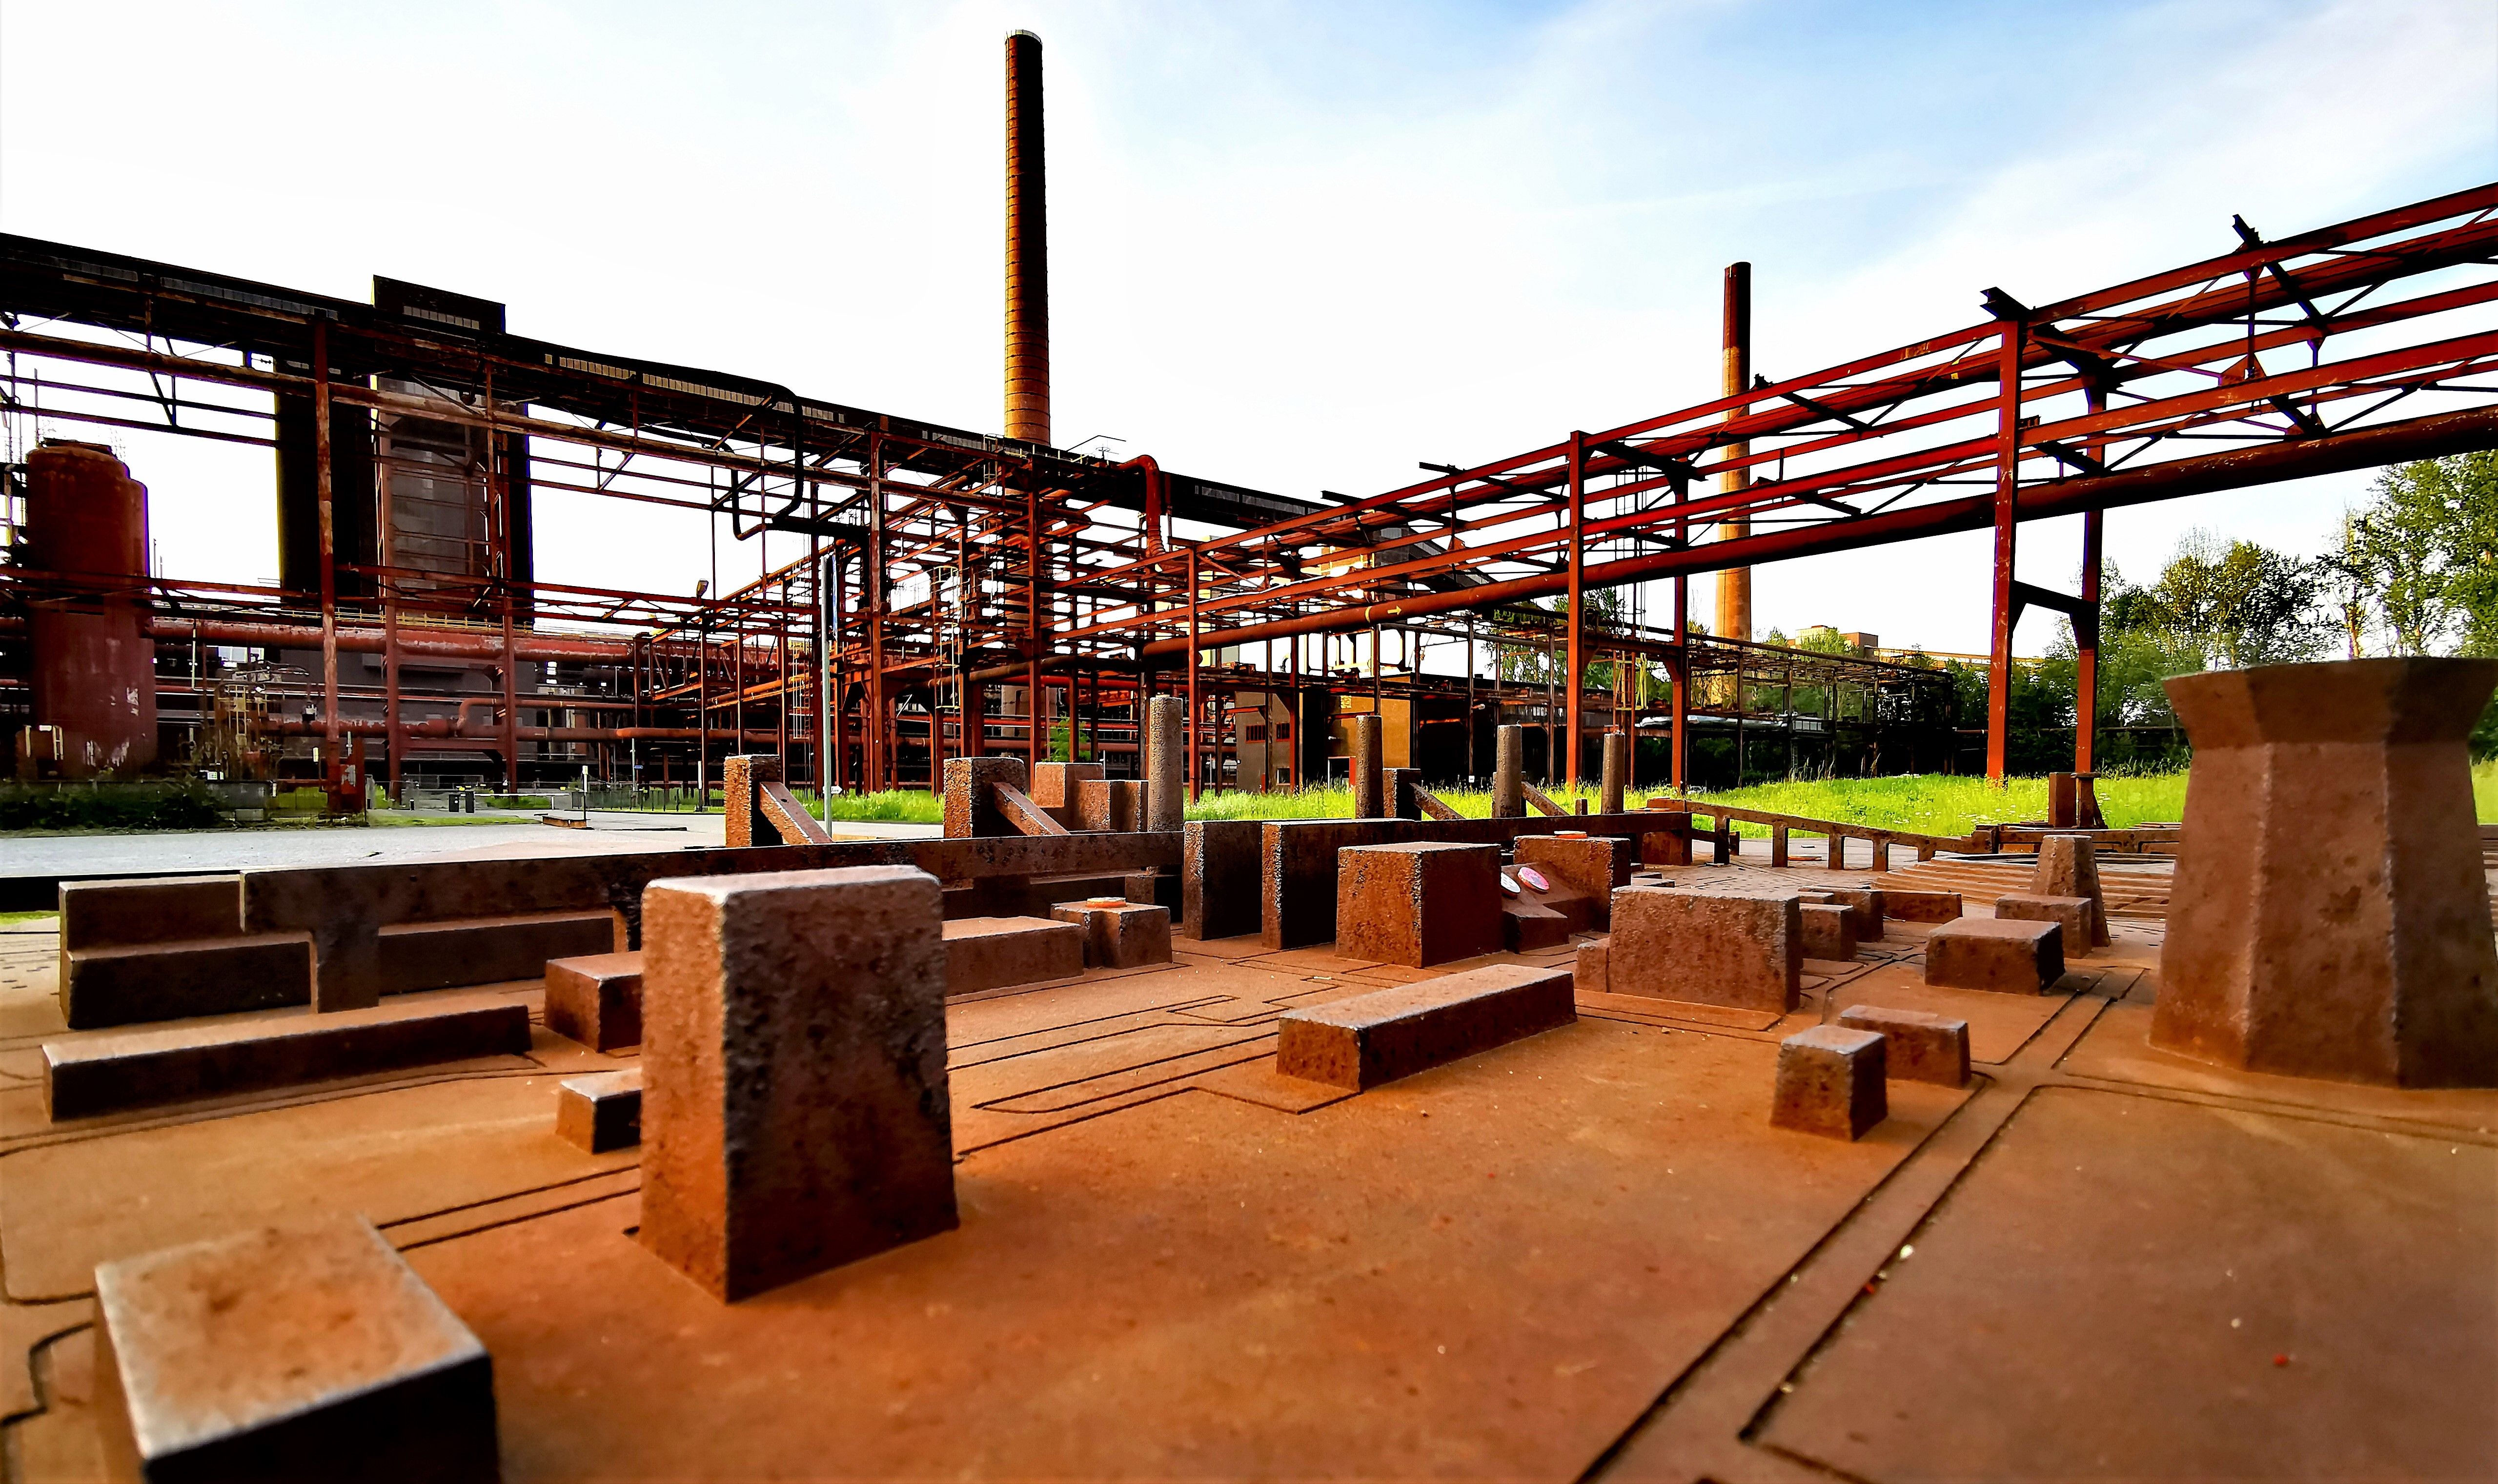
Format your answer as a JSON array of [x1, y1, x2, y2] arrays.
[[2, 857, 2493, 1482]]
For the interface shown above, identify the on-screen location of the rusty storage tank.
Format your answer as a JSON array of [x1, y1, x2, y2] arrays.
[[23, 441, 157, 776]]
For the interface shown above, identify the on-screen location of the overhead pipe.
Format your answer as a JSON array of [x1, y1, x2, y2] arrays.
[[1132, 405, 2498, 658]]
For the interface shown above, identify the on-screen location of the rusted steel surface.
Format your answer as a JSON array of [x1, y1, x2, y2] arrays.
[[6, 848, 2497, 1479]]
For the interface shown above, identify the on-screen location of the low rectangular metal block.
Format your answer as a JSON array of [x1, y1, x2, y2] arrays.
[[639, 866, 957, 1302], [544, 951, 644, 1052], [1925, 916, 2064, 994], [1048, 901, 1173, 969], [1183, 819, 1262, 940], [1799, 903, 1859, 962], [61, 935, 312, 1030], [1606, 887, 1801, 1011], [1836, 1003, 1971, 1086], [1823, 887, 1886, 940], [1074, 778, 1146, 833], [92, 1213, 499, 1484], [43, 1000, 533, 1120], [1772, 1024, 1888, 1139], [1502, 897, 1574, 953], [943, 915, 1084, 995], [1882, 888, 1964, 923], [1640, 811, 1694, 867], [1276, 963, 1577, 1090], [1336, 842, 1503, 968], [1994, 892, 2097, 956], [378, 911, 619, 995], [61, 875, 242, 952], [1029, 761, 1103, 810], [1514, 834, 1632, 927], [555, 1067, 643, 1152]]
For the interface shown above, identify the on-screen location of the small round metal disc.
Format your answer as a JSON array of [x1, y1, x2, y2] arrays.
[[1516, 865, 1551, 893], [1498, 872, 1521, 895]]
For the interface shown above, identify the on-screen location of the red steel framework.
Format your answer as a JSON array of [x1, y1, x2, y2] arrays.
[[3, 183, 2497, 798]]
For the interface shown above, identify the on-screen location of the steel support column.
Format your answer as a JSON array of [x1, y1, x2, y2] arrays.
[[1564, 430, 1586, 789], [312, 321, 340, 785], [1987, 315, 2028, 783], [1187, 545, 1201, 801]]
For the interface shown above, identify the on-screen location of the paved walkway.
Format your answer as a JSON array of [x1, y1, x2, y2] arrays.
[[0, 812, 942, 883]]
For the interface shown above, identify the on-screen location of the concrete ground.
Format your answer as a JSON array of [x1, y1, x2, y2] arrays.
[[2, 853, 2489, 1481], [0, 812, 942, 886]]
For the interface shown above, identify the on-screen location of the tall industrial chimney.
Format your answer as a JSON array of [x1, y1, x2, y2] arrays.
[[1004, 30, 1051, 447], [1713, 262, 1752, 643]]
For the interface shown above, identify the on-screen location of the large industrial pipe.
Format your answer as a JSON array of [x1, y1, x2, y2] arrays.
[[1713, 262, 1752, 642], [1004, 30, 1051, 447], [144, 616, 649, 664], [1133, 405, 2498, 658]]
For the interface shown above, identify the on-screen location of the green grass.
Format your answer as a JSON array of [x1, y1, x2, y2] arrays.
[[815, 790, 947, 824]]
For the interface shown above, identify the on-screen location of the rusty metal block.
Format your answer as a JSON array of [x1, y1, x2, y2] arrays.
[[1183, 820, 1261, 939], [378, 910, 618, 995], [92, 1213, 499, 1483], [1074, 778, 1146, 833], [1029, 761, 1103, 810], [1351, 714, 1386, 818], [44, 998, 531, 1120], [555, 1067, 643, 1152], [2032, 833, 2113, 946], [943, 756, 1030, 838], [1994, 893, 2096, 957], [1925, 917, 2064, 994], [1276, 963, 1575, 1090], [544, 951, 643, 1052], [1146, 696, 1187, 833], [1639, 809, 1694, 867], [60, 875, 242, 952], [61, 934, 311, 1030], [1836, 1004, 1970, 1086], [1049, 900, 1173, 969], [1824, 886, 1886, 940], [1800, 903, 1859, 962], [1514, 834, 1632, 927], [1573, 935, 1610, 998], [943, 916, 1084, 994], [1502, 896, 1574, 952], [1772, 1024, 1888, 1139], [1335, 842, 1503, 968], [1606, 887, 1800, 1011], [639, 866, 957, 1302], [1883, 888, 1964, 923], [2158, 658, 2498, 1086], [722, 753, 780, 849]]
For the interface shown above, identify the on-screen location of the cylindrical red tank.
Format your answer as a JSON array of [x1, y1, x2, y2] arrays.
[[24, 441, 157, 776]]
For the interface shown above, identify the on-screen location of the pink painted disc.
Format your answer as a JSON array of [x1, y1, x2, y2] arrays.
[[1517, 866, 1551, 893]]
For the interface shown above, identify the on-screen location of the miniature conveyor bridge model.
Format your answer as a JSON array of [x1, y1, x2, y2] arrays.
[[3, 185, 2495, 794]]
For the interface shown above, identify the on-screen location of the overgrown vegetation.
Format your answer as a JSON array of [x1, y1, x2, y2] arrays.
[[0, 782, 225, 832]]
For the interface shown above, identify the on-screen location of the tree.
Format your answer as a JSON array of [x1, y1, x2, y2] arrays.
[[2134, 529, 2325, 669], [2359, 451, 2498, 655]]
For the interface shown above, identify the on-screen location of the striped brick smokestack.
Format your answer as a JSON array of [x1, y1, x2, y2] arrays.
[[1004, 30, 1050, 446]]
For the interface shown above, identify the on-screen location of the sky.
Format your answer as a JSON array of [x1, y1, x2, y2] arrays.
[[3, 0, 2494, 657]]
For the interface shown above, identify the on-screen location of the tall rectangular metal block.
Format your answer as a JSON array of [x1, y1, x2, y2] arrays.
[[1600, 731, 1628, 816], [1799, 902, 1858, 962], [1605, 886, 1800, 1012], [1515, 834, 1631, 928], [2032, 833, 2113, 946], [1385, 767, 1422, 820], [1029, 761, 1102, 810], [1350, 713, 1386, 818], [721, 753, 781, 849], [1492, 724, 1525, 818], [638, 867, 957, 1302], [1074, 778, 1145, 833], [1146, 695, 1188, 833], [943, 755, 1029, 838], [1335, 842, 1503, 968], [1261, 820, 1393, 949], [92, 1214, 500, 1483], [1183, 819, 1263, 939]]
